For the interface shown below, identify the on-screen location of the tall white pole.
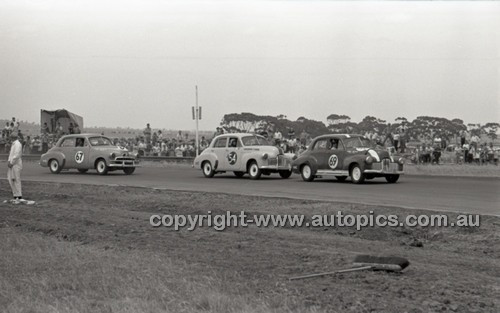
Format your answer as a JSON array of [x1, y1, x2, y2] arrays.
[[195, 85, 199, 157]]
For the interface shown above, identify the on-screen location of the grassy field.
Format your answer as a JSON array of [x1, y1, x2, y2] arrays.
[[0, 182, 499, 313], [404, 163, 500, 177]]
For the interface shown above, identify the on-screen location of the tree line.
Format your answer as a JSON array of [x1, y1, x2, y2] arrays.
[[220, 113, 499, 142]]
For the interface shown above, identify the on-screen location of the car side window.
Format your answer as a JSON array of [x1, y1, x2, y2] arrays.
[[61, 138, 76, 147], [313, 139, 329, 150], [343, 138, 359, 149], [330, 139, 344, 150], [214, 138, 227, 148], [228, 137, 240, 148], [75, 138, 86, 147]]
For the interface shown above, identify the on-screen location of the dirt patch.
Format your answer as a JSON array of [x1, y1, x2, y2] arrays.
[[0, 182, 499, 313]]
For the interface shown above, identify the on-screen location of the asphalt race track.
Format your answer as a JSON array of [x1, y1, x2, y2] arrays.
[[1, 163, 499, 216]]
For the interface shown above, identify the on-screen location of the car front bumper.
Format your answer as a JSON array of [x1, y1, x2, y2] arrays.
[[109, 158, 139, 168], [260, 156, 292, 171], [365, 161, 403, 175]]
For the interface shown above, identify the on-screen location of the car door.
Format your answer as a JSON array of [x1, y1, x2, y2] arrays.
[[212, 137, 228, 170], [61, 137, 90, 169], [73, 137, 90, 169], [327, 138, 347, 171], [221, 136, 244, 171], [312, 139, 332, 170], [59, 137, 77, 168]]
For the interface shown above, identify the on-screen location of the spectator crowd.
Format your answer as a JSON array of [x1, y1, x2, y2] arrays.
[[1, 118, 82, 154], [1, 118, 25, 154], [406, 129, 498, 166], [212, 123, 499, 166], [113, 124, 207, 158]]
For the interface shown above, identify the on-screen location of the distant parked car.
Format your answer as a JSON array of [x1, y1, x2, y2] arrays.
[[40, 134, 138, 175], [292, 134, 404, 184], [193, 133, 293, 179]]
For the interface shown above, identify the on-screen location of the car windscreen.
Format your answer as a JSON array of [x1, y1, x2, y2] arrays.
[[60, 138, 76, 147], [89, 137, 113, 146], [213, 137, 227, 148], [343, 137, 373, 149], [241, 136, 271, 146]]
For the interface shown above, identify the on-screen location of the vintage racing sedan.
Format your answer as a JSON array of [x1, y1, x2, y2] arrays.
[[40, 134, 138, 175], [194, 133, 293, 179], [292, 134, 404, 184]]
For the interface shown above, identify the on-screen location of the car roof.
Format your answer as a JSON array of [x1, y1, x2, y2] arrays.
[[59, 133, 107, 139], [313, 134, 364, 141], [213, 133, 266, 139]]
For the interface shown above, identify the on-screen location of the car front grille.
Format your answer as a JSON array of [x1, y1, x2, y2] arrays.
[[371, 158, 398, 172], [382, 158, 390, 168], [115, 157, 135, 161], [278, 156, 289, 167], [111, 157, 137, 166], [268, 157, 278, 166]]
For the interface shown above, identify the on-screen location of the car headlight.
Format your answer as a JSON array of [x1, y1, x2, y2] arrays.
[[365, 156, 374, 165], [262, 153, 268, 160], [110, 153, 116, 159], [398, 157, 405, 165], [367, 149, 380, 162]]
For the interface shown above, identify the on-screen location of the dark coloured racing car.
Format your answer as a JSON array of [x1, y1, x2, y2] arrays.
[[292, 134, 404, 184]]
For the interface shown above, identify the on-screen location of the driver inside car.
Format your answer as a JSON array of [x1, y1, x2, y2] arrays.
[[330, 139, 339, 150], [76, 138, 85, 147], [228, 138, 238, 148]]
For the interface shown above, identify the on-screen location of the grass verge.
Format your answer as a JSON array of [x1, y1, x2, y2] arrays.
[[0, 182, 499, 313]]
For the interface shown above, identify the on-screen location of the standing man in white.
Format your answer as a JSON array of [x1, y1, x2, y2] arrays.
[[7, 131, 23, 202]]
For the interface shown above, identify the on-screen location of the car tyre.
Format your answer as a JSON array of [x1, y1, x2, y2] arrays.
[[300, 164, 314, 182], [78, 169, 88, 174], [335, 176, 347, 182], [248, 161, 262, 180], [123, 167, 136, 175], [350, 164, 365, 184], [234, 171, 245, 178], [202, 161, 215, 178], [96, 159, 109, 175], [385, 175, 400, 183], [49, 159, 62, 174], [278, 170, 292, 179]]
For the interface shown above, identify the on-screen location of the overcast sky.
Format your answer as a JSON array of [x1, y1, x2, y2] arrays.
[[0, 0, 499, 130]]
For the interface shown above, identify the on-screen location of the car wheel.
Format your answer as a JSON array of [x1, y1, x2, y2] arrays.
[[234, 171, 245, 178], [350, 164, 365, 184], [96, 159, 109, 175], [49, 159, 62, 174], [78, 169, 88, 174], [279, 170, 292, 179], [123, 167, 136, 175], [248, 161, 262, 180], [202, 161, 215, 178], [300, 164, 314, 182], [335, 176, 347, 182], [385, 175, 400, 183]]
